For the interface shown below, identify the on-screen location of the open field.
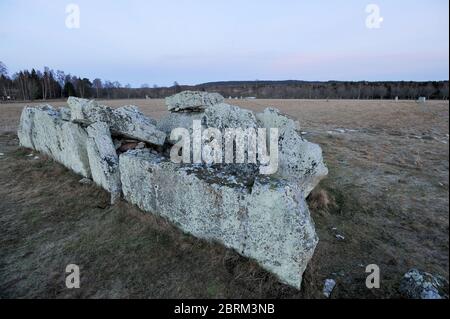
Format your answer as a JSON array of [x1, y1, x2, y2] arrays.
[[0, 99, 448, 298]]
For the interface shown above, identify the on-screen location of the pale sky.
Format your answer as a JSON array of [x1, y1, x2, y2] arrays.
[[0, 0, 448, 87]]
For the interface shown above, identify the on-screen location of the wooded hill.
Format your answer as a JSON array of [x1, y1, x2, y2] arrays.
[[1, 62, 448, 101]]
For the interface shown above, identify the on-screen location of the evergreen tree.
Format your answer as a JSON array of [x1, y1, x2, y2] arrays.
[[63, 81, 77, 97]]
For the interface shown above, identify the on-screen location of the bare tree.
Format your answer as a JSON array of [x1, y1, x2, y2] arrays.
[[0, 61, 7, 77], [374, 85, 387, 99], [0, 61, 8, 96], [361, 84, 373, 99], [56, 70, 66, 98], [422, 83, 435, 99], [391, 85, 402, 99], [93, 78, 102, 98], [439, 82, 449, 100], [104, 80, 113, 99], [173, 81, 182, 93], [38, 67, 52, 100], [125, 83, 132, 99], [407, 84, 418, 100], [37, 70, 46, 100], [336, 86, 343, 99]]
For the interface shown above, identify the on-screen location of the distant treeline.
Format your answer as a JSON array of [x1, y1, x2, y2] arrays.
[[184, 80, 449, 100], [1, 62, 448, 101]]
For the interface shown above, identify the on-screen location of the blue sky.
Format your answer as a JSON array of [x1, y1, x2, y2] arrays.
[[0, 0, 448, 87]]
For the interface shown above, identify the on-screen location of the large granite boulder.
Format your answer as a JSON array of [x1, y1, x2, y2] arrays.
[[166, 90, 224, 112], [157, 112, 206, 136], [68, 97, 112, 124], [17, 106, 37, 149], [18, 105, 91, 177], [204, 103, 258, 129], [67, 97, 165, 146], [86, 122, 121, 204], [277, 126, 328, 197], [257, 107, 328, 197], [110, 105, 165, 145], [119, 149, 318, 289], [256, 107, 300, 136]]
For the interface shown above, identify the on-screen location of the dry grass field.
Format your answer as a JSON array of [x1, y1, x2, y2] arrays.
[[0, 98, 448, 298]]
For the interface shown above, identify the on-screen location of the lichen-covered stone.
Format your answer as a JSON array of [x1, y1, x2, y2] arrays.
[[18, 105, 91, 177], [166, 90, 224, 111], [157, 112, 206, 135], [59, 107, 71, 121], [67, 97, 166, 145], [119, 150, 318, 289], [257, 107, 328, 197], [86, 122, 121, 204], [400, 269, 449, 299], [277, 126, 328, 197], [111, 105, 165, 145], [68, 97, 113, 124], [17, 106, 37, 149], [256, 107, 300, 135], [205, 103, 258, 129], [116, 105, 157, 125]]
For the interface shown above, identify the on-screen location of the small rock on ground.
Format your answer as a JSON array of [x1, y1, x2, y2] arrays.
[[323, 278, 336, 298], [399, 269, 449, 299], [79, 178, 93, 185]]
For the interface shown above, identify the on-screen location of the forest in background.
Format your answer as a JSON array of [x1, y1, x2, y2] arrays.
[[1, 62, 448, 101]]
